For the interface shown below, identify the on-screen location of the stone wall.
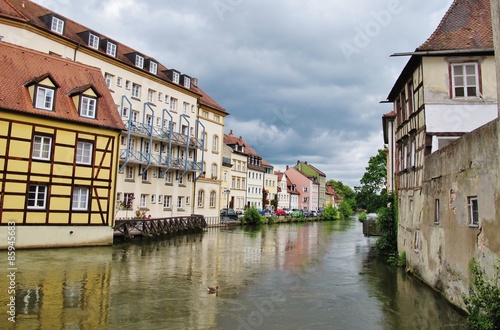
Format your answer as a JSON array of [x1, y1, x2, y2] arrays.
[[418, 119, 499, 308]]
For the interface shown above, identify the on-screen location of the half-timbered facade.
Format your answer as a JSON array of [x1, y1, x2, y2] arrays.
[[0, 42, 124, 248], [0, 0, 229, 220]]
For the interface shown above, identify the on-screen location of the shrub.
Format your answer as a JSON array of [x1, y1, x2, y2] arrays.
[[338, 200, 353, 220], [463, 259, 500, 330], [322, 203, 340, 221], [359, 212, 367, 222], [243, 207, 264, 225]]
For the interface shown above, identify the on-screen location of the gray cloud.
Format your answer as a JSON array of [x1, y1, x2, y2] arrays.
[[34, 0, 454, 187]]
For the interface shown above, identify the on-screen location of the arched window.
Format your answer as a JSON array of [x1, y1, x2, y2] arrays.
[[212, 135, 219, 152], [209, 191, 216, 208], [211, 163, 218, 179]]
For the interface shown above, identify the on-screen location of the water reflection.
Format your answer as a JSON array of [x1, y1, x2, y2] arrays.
[[0, 220, 467, 329]]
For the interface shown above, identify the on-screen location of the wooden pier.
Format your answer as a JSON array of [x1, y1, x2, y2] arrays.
[[114, 215, 207, 240]]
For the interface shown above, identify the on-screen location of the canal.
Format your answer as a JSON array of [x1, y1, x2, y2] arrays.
[[1, 218, 468, 329]]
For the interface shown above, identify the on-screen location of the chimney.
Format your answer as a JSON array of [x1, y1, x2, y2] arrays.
[[286, 165, 289, 170], [229, 129, 233, 135], [191, 77, 198, 86]]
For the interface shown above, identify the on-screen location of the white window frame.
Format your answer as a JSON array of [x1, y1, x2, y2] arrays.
[[33, 135, 52, 160], [27, 185, 47, 209], [140, 194, 147, 208], [468, 196, 479, 227], [212, 135, 219, 152], [76, 141, 93, 165], [104, 73, 113, 88], [170, 97, 177, 111], [434, 199, 440, 225], [210, 191, 216, 208], [132, 83, 141, 98], [80, 96, 97, 118], [148, 89, 155, 103], [172, 71, 180, 84], [106, 42, 117, 57], [198, 190, 204, 207], [72, 187, 89, 210], [135, 55, 144, 69], [88, 33, 99, 49], [151, 194, 156, 204], [177, 196, 183, 208], [117, 77, 123, 87], [149, 61, 158, 75], [51, 16, 64, 34], [35, 86, 54, 111], [183, 77, 191, 88], [164, 195, 171, 209], [451, 62, 479, 98], [125, 166, 134, 180]]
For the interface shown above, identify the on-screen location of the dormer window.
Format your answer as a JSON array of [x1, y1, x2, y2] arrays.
[[35, 86, 55, 111], [135, 55, 144, 69], [106, 41, 117, 57], [184, 77, 191, 88], [172, 72, 180, 84], [88, 33, 99, 49], [80, 96, 97, 118], [51, 16, 64, 34], [149, 61, 158, 75]]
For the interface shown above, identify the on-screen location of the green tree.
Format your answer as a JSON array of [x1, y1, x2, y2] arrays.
[[271, 194, 278, 210], [327, 180, 357, 211], [322, 203, 339, 221], [262, 189, 269, 209], [355, 148, 388, 212], [375, 192, 398, 258], [338, 200, 353, 220]]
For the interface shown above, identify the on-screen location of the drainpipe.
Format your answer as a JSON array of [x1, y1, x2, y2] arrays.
[[118, 95, 133, 173]]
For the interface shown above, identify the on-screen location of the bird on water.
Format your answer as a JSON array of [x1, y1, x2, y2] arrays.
[[207, 286, 218, 294]]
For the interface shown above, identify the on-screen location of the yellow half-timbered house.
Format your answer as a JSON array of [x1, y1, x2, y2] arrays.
[[0, 42, 124, 248]]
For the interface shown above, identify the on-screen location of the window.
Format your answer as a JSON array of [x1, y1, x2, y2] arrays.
[[211, 163, 217, 178], [117, 77, 122, 87], [452, 63, 479, 98], [183, 102, 189, 114], [163, 195, 171, 209], [80, 96, 96, 118], [170, 97, 177, 111], [88, 33, 99, 49], [183, 77, 191, 88], [410, 140, 416, 168], [151, 195, 156, 204], [35, 86, 54, 110], [210, 191, 216, 208], [198, 190, 204, 207], [51, 16, 64, 34], [122, 107, 128, 118], [125, 80, 131, 90], [403, 144, 408, 169], [106, 42, 117, 57], [149, 61, 157, 74], [158, 195, 163, 204], [303, 187, 308, 192], [186, 197, 190, 206], [142, 169, 149, 181], [140, 194, 147, 208], [191, 105, 195, 113], [468, 196, 479, 227], [32, 135, 52, 160], [27, 185, 47, 209], [125, 166, 134, 180], [72, 187, 89, 210], [434, 199, 440, 225], [172, 71, 180, 84], [132, 83, 141, 98], [177, 196, 183, 208], [135, 55, 144, 69], [148, 89, 155, 103], [214, 115, 220, 122], [414, 230, 420, 252], [158, 92, 163, 102], [104, 73, 113, 88], [212, 135, 219, 152], [166, 171, 173, 184], [123, 193, 134, 210], [76, 141, 93, 164]]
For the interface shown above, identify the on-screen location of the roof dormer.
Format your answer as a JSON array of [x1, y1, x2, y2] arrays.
[[24, 73, 60, 112], [125, 52, 145, 69], [145, 59, 158, 75], [180, 74, 191, 89], [164, 69, 181, 84], [68, 85, 101, 119], [101, 39, 117, 57], [40, 13, 66, 35], [77, 30, 100, 49]]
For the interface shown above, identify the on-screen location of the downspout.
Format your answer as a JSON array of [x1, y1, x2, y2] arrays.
[[73, 43, 80, 62], [118, 95, 133, 173], [141, 103, 155, 174], [161, 109, 174, 173]]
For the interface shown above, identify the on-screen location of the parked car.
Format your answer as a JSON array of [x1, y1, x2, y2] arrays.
[[274, 209, 286, 216], [220, 208, 238, 221], [310, 210, 318, 217], [291, 209, 303, 217], [236, 210, 244, 218]]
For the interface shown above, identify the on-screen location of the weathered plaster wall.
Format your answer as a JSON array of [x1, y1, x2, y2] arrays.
[[419, 119, 499, 308]]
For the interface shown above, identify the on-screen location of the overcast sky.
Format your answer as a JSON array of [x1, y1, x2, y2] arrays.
[[33, 0, 454, 187]]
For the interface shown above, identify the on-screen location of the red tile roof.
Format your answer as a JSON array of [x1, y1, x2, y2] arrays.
[[0, 0, 228, 114], [418, 0, 492, 51], [0, 42, 125, 130]]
